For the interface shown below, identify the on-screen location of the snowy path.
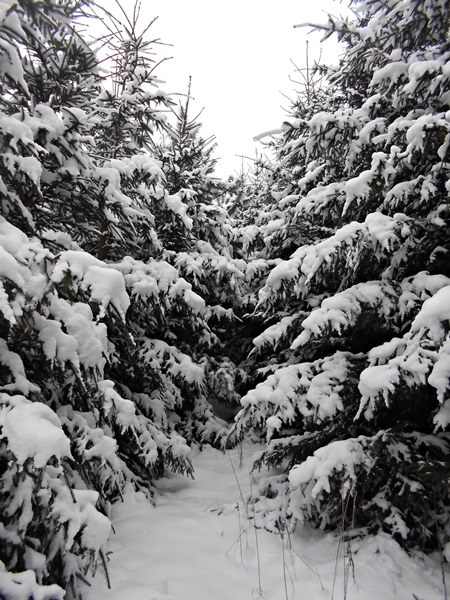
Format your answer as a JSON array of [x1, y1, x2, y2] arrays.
[[84, 444, 448, 600]]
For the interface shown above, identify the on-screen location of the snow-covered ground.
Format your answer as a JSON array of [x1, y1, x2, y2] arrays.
[[84, 443, 448, 600]]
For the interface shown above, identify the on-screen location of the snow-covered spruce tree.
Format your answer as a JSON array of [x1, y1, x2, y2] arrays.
[[89, 1, 180, 263], [226, 157, 274, 233], [0, 0, 166, 263], [222, 54, 335, 384], [153, 77, 231, 253], [228, 0, 450, 552], [139, 76, 255, 423], [0, 1, 231, 596], [91, 6, 246, 438], [0, 0, 102, 247], [0, 2, 120, 597]]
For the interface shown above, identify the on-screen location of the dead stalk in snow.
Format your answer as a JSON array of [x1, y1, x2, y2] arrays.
[[249, 473, 263, 596], [227, 451, 263, 595], [332, 484, 357, 600]]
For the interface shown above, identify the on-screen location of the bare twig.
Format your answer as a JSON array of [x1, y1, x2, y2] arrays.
[[249, 474, 263, 596]]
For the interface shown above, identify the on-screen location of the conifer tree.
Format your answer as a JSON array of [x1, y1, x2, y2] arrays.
[[0, 2, 123, 595], [229, 0, 450, 552], [0, 1, 232, 596], [153, 77, 231, 253], [0, 0, 100, 243], [146, 77, 254, 423]]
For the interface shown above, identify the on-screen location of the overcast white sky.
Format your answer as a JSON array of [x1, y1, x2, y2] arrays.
[[101, 0, 350, 177]]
